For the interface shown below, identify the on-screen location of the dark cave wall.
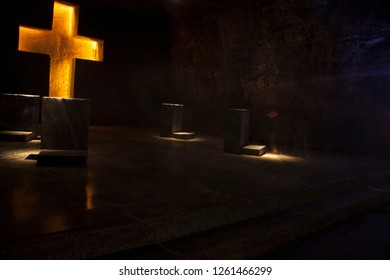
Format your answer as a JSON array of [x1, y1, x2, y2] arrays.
[[170, 0, 390, 158], [74, 5, 172, 126], [3, 0, 390, 158]]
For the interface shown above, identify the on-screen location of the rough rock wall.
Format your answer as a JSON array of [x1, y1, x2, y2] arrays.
[[170, 0, 390, 158]]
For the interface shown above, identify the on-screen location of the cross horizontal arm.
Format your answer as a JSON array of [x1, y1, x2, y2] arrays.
[[73, 36, 104, 61], [18, 26, 53, 56]]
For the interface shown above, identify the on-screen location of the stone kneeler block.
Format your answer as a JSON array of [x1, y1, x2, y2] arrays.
[[160, 103, 195, 140], [0, 93, 40, 142], [37, 97, 90, 167], [224, 108, 266, 156]]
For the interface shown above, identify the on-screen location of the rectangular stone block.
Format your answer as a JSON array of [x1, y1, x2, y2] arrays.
[[160, 103, 183, 137], [41, 97, 90, 151], [0, 93, 40, 138], [241, 145, 267, 156], [224, 109, 250, 153]]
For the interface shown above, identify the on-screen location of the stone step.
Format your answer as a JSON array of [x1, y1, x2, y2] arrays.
[[0, 130, 34, 142], [36, 149, 88, 167], [241, 144, 267, 156], [104, 183, 390, 259]]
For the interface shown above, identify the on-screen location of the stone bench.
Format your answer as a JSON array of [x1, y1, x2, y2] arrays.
[[159, 103, 195, 140], [224, 108, 266, 156], [0, 93, 40, 142]]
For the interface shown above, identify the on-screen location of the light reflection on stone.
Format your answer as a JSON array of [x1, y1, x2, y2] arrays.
[[12, 189, 39, 222], [43, 215, 68, 233], [86, 172, 96, 211]]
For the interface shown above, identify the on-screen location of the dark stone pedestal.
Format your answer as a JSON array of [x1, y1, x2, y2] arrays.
[[160, 103, 195, 140], [160, 103, 183, 137], [0, 93, 40, 141], [224, 109, 250, 154], [224, 108, 266, 156], [40, 97, 90, 167]]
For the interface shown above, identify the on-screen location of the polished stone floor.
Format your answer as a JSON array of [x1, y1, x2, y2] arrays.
[[263, 205, 390, 260], [1, 126, 390, 258]]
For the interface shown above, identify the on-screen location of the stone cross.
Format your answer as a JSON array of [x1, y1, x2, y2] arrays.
[[18, 1, 104, 98]]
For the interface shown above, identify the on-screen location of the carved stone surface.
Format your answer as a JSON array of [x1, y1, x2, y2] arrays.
[[41, 97, 90, 151], [224, 109, 250, 154], [160, 103, 184, 137], [18, 1, 104, 99], [0, 93, 40, 139]]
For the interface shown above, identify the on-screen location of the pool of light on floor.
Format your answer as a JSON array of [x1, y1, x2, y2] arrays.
[[0, 140, 41, 162], [242, 153, 303, 162]]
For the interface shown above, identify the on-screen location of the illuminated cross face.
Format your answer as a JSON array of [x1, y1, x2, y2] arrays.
[[18, 1, 104, 98]]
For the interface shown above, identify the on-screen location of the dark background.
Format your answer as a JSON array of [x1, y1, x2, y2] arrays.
[[2, 0, 390, 158]]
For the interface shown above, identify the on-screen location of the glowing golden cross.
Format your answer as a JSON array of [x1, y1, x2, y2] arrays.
[[18, 1, 104, 98]]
